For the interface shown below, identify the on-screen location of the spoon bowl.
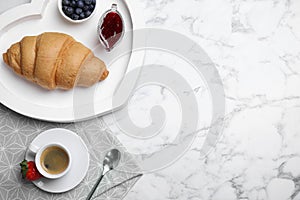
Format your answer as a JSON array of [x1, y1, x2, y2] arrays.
[[103, 149, 121, 170]]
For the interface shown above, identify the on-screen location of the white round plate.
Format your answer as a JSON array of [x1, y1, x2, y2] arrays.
[[0, 0, 145, 122], [25, 128, 90, 193]]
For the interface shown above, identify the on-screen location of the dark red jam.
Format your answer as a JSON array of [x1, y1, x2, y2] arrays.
[[98, 4, 123, 51]]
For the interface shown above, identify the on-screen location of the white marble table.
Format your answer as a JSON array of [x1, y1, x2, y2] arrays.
[[110, 0, 300, 200], [1, 0, 300, 200]]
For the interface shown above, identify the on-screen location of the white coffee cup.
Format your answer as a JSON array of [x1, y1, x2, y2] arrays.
[[28, 142, 72, 179]]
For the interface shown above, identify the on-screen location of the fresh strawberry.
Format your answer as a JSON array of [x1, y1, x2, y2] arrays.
[[20, 160, 42, 181]]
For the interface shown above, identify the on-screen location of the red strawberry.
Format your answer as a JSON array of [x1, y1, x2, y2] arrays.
[[20, 160, 43, 181]]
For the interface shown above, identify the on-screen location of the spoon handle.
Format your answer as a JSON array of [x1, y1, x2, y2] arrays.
[[86, 174, 105, 200]]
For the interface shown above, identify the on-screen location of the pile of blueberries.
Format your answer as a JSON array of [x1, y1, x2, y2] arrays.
[[62, 0, 96, 20]]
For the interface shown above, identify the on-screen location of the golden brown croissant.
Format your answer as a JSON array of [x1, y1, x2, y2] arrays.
[[2, 32, 109, 90]]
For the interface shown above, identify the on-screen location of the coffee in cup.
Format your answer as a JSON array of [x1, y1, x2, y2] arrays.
[[40, 145, 69, 175], [28, 143, 72, 179]]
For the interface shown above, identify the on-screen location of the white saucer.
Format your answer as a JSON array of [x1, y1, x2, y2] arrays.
[[25, 128, 90, 193]]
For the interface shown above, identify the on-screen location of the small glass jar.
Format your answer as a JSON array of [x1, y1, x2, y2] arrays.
[[97, 4, 124, 52]]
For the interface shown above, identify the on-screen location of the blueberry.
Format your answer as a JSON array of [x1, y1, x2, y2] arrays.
[[92, 0, 96, 5], [89, 4, 94, 11], [79, 12, 85, 19], [64, 7, 74, 15], [75, 8, 83, 15], [71, 0, 77, 7], [62, 0, 70, 6], [71, 13, 80, 20], [76, 0, 84, 8], [85, 10, 92, 17], [62, 6, 68, 12], [83, 5, 89, 11], [84, 0, 92, 5]]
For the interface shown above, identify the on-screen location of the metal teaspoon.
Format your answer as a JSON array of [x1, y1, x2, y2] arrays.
[[86, 149, 121, 200]]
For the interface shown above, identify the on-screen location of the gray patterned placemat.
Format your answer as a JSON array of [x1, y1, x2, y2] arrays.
[[0, 104, 142, 200]]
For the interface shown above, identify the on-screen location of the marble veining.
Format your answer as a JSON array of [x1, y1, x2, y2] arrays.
[[109, 0, 300, 199]]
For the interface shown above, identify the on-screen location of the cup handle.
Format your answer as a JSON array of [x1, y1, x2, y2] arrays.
[[28, 143, 39, 154]]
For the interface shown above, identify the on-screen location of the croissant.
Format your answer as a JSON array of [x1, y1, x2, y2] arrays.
[[2, 32, 109, 90]]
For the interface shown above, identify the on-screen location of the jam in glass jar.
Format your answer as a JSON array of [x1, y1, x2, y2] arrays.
[[97, 4, 124, 51]]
